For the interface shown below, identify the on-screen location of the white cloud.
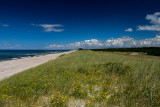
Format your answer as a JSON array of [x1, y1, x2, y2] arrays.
[[31, 23, 36, 26], [1, 42, 11, 47], [46, 35, 160, 49], [47, 44, 64, 48], [32, 24, 64, 32], [138, 25, 160, 31], [138, 12, 160, 31], [125, 28, 133, 32], [0, 42, 21, 49], [2, 24, 9, 27], [15, 45, 21, 47]]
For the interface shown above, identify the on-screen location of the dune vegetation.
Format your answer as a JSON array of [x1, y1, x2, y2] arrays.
[[0, 50, 160, 106], [91, 47, 160, 56]]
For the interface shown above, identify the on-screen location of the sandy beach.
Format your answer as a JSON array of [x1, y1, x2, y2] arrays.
[[0, 50, 75, 81]]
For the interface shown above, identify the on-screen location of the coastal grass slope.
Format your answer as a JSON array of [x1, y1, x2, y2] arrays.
[[0, 50, 160, 106]]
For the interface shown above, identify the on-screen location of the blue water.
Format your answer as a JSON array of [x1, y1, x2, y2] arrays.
[[0, 50, 69, 61]]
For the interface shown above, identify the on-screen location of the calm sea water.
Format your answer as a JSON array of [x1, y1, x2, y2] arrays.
[[0, 50, 69, 61]]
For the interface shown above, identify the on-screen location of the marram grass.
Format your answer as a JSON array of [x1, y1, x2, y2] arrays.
[[0, 50, 160, 107]]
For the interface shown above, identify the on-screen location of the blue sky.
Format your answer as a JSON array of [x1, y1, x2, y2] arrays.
[[0, 0, 160, 49]]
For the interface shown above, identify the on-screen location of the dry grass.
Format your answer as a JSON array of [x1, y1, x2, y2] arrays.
[[0, 50, 160, 106]]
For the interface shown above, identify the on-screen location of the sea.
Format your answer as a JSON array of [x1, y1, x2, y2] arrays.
[[0, 50, 69, 61]]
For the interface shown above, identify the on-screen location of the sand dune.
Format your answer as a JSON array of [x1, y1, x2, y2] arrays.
[[0, 50, 75, 81]]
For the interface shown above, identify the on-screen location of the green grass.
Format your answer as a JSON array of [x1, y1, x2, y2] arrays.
[[0, 50, 160, 106]]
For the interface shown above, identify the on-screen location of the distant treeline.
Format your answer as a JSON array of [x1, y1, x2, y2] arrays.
[[90, 47, 160, 56]]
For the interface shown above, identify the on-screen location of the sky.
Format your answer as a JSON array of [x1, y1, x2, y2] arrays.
[[0, 0, 160, 49]]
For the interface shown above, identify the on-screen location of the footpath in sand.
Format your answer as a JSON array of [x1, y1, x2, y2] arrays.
[[0, 50, 75, 81]]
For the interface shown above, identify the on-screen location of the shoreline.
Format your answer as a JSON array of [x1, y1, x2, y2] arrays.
[[0, 50, 75, 81], [0, 50, 69, 62]]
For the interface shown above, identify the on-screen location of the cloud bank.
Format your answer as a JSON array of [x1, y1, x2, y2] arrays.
[[47, 35, 160, 49], [138, 12, 160, 31], [0, 42, 21, 49]]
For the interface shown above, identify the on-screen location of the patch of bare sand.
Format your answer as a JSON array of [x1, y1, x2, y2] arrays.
[[129, 53, 139, 55]]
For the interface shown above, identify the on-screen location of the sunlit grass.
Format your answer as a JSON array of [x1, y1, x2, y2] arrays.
[[0, 50, 160, 106]]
